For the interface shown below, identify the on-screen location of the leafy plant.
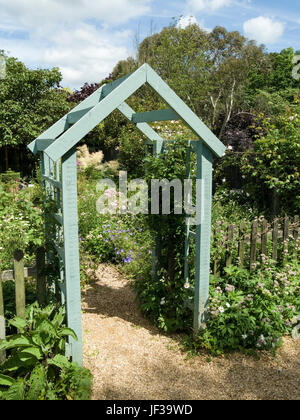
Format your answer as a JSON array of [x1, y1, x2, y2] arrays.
[[0, 304, 92, 400]]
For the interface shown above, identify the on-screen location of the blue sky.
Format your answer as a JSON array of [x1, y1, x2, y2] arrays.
[[0, 0, 299, 89]]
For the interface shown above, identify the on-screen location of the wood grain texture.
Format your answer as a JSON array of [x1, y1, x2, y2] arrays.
[[62, 149, 83, 365], [193, 142, 213, 332], [45, 65, 147, 161], [14, 250, 26, 319]]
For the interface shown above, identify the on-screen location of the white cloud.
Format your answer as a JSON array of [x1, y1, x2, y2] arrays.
[[177, 15, 211, 32], [243, 16, 285, 44], [186, 0, 233, 12], [0, 0, 151, 88], [177, 15, 199, 29], [0, 0, 151, 26]]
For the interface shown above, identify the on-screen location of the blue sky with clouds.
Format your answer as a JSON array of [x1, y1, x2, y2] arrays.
[[0, 0, 299, 89]]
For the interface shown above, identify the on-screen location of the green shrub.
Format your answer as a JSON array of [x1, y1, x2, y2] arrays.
[[0, 303, 92, 400], [193, 262, 300, 355], [0, 179, 44, 270]]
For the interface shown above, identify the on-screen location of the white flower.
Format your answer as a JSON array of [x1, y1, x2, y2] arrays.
[[160, 298, 166, 305], [222, 178, 226, 183], [184, 283, 191, 290], [226, 303, 231, 308], [242, 334, 248, 340], [228, 145, 233, 150], [218, 306, 225, 313]]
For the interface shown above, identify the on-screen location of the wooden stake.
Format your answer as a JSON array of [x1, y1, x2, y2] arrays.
[[14, 250, 26, 319]]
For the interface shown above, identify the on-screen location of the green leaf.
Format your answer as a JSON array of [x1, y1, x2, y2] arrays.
[[0, 374, 15, 387], [4, 379, 25, 401], [59, 328, 78, 341], [8, 317, 27, 332], [26, 365, 47, 401], [0, 335, 32, 351], [47, 354, 70, 369], [19, 346, 43, 360]]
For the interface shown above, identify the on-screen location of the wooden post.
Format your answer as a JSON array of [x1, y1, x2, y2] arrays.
[[62, 148, 83, 365], [261, 218, 268, 260], [250, 220, 258, 271], [238, 222, 245, 268], [272, 218, 278, 262], [0, 267, 5, 364], [293, 216, 299, 259], [193, 143, 213, 333], [184, 145, 191, 286], [14, 250, 26, 319], [283, 216, 289, 265], [226, 225, 234, 267], [36, 247, 47, 306]]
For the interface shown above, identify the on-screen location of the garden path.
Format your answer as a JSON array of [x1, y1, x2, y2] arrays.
[[82, 264, 300, 400]]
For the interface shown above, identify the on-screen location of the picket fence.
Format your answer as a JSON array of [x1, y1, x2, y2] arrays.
[[212, 215, 299, 276], [0, 247, 46, 363]]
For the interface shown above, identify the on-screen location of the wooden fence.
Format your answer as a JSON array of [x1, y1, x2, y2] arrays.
[[0, 247, 46, 363], [212, 216, 299, 276]]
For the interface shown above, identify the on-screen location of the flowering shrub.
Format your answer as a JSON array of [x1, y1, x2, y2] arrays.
[[194, 262, 300, 354], [0, 179, 44, 270], [82, 214, 153, 279]]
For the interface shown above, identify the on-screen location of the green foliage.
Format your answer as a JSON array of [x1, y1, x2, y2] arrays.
[[0, 304, 92, 400], [118, 126, 148, 179], [0, 178, 44, 270], [2, 280, 36, 326], [241, 100, 300, 215], [248, 48, 300, 95], [132, 139, 192, 331], [0, 53, 72, 149], [193, 261, 300, 355]]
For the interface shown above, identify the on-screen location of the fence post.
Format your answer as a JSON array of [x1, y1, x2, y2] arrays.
[[226, 225, 234, 267], [293, 216, 299, 259], [261, 218, 268, 260], [36, 247, 47, 306], [272, 218, 278, 262], [213, 228, 221, 277], [250, 220, 258, 271], [238, 222, 245, 268], [283, 216, 289, 265], [0, 267, 5, 364], [14, 250, 26, 319]]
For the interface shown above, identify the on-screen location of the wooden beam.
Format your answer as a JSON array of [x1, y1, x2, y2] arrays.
[[61, 148, 82, 364], [28, 85, 105, 155], [42, 175, 62, 190], [45, 65, 147, 162], [145, 64, 225, 158], [67, 107, 94, 124], [1, 267, 36, 282], [193, 142, 213, 332], [102, 72, 133, 98], [117, 102, 163, 148], [131, 109, 180, 123]]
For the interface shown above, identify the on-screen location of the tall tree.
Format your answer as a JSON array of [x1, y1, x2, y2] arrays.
[[0, 53, 71, 172]]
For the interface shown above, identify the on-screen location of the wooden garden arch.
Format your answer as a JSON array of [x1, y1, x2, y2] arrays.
[[28, 64, 225, 365]]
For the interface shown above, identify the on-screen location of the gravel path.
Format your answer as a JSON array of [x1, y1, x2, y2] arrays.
[[82, 264, 300, 400]]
